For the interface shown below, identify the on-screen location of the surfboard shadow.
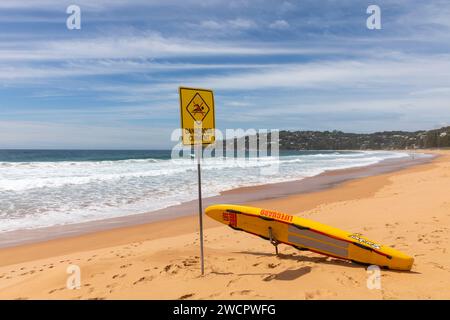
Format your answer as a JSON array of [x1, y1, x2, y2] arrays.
[[235, 250, 356, 268], [235, 250, 421, 273], [210, 267, 312, 280], [263, 266, 312, 281]]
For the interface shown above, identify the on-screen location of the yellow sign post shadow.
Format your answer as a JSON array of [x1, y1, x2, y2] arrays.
[[179, 87, 215, 275]]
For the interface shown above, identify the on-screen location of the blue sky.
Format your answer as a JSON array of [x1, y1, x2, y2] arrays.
[[0, 0, 449, 149]]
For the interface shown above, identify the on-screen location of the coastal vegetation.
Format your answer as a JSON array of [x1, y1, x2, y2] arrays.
[[223, 126, 450, 151], [278, 126, 450, 150]]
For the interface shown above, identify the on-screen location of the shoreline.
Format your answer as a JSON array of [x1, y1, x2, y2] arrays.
[[0, 149, 448, 299], [0, 152, 432, 249]]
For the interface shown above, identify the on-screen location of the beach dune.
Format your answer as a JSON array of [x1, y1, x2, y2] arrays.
[[0, 150, 449, 300]]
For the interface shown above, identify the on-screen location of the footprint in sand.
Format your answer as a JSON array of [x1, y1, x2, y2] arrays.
[[163, 264, 172, 272], [48, 287, 66, 294], [429, 262, 446, 270], [133, 276, 154, 285], [106, 283, 118, 289], [305, 289, 335, 300], [230, 290, 253, 297], [417, 234, 430, 243], [226, 278, 239, 288], [179, 293, 195, 300], [162, 264, 181, 274], [337, 273, 360, 286], [106, 282, 120, 293], [182, 258, 198, 267]]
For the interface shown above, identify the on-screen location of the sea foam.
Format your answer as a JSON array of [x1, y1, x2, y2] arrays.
[[0, 150, 415, 232]]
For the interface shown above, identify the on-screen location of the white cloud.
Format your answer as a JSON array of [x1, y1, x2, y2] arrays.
[[269, 20, 289, 30], [67, 54, 450, 110], [218, 95, 450, 133], [409, 87, 450, 96], [180, 55, 450, 91], [198, 18, 257, 32], [278, 1, 295, 14], [226, 101, 253, 107], [1, 0, 450, 146], [0, 33, 336, 62], [0, 60, 285, 81], [228, 18, 257, 29], [200, 20, 222, 30], [0, 0, 186, 10]]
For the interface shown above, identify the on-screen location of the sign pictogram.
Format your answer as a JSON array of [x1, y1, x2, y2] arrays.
[[179, 87, 215, 145]]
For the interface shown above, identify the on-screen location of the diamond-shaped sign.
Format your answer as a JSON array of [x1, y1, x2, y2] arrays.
[[186, 93, 210, 123], [179, 87, 215, 145]]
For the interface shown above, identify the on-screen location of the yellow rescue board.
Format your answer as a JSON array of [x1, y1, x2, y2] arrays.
[[205, 204, 413, 271]]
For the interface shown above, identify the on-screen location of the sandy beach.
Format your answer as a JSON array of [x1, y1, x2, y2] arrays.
[[0, 150, 449, 300]]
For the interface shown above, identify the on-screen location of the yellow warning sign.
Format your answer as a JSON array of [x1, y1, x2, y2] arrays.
[[179, 87, 215, 145]]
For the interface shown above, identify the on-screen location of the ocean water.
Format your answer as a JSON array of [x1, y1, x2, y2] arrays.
[[0, 149, 412, 232]]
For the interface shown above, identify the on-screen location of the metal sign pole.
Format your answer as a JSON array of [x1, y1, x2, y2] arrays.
[[179, 87, 214, 276], [197, 143, 204, 275], [195, 123, 205, 276]]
